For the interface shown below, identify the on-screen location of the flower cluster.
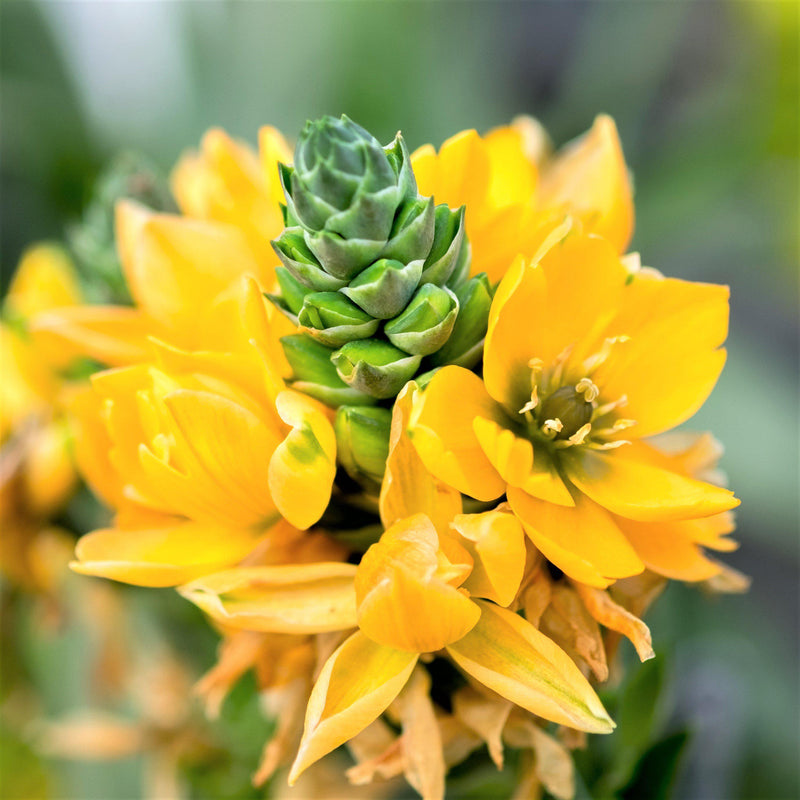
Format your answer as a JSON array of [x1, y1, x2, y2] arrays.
[[28, 114, 741, 798]]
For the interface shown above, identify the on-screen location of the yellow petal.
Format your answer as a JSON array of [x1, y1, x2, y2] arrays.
[[268, 390, 336, 530], [116, 200, 261, 342], [538, 114, 633, 254], [379, 381, 462, 534], [5, 244, 81, 318], [30, 305, 154, 367], [484, 225, 627, 411], [472, 416, 574, 506], [592, 273, 730, 437], [71, 521, 263, 587], [408, 366, 506, 502], [288, 631, 418, 784], [612, 515, 724, 582], [451, 510, 526, 607], [564, 449, 739, 522], [508, 485, 644, 586], [178, 563, 358, 633], [395, 667, 446, 800], [356, 516, 479, 653], [572, 582, 654, 662], [446, 601, 614, 733], [164, 389, 281, 526], [484, 124, 538, 208], [259, 125, 293, 209]]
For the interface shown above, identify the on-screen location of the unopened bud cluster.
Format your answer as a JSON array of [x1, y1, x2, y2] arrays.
[[270, 116, 494, 483]]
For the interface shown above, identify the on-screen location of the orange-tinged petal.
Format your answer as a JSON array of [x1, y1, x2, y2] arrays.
[[451, 510, 526, 607], [538, 114, 633, 254], [572, 582, 654, 662], [357, 561, 481, 653], [446, 601, 614, 733], [613, 516, 723, 582], [5, 244, 81, 318], [408, 366, 506, 502], [564, 449, 739, 522], [71, 521, 263, 587], [30, 305, 154, 367], [508, 485, 644, 586], [268, 390, 336, 530], [178, 563, 358, 633], [288, 631, 418, 784], [592, 274, 730, 437]]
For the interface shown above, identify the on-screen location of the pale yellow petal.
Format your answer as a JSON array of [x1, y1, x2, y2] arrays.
[[446, 601, 614, 733], [71, 522, 263, 587], [178, 563, 358, 633]]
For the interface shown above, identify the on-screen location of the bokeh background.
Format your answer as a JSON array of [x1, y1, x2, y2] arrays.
[[1, 1, 797, 798]]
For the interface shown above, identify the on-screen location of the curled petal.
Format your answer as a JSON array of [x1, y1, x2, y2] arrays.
[[288, 631, 418, 785], [268, 390, 336, 530], [572, 581, 654, 662]]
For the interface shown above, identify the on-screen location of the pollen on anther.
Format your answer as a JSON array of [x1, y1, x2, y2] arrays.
[[575, 378, 599, 403], [542, 418, 563, 437]]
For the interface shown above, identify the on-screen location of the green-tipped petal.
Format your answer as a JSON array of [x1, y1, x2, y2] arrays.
[[272, 228, 347, 291], [341, 258, 423, 319], [420, 205, 467, 286], [297, 292, 379, 347], [280, 334, 376, 407], [384, 284, 459, 356], [332, 339, 421, 399], [334, 405, 392, 484], [430, 273, 493, 368], [381, 196, 436, 264]]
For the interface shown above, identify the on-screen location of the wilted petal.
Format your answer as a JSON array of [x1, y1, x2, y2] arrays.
[[452, 686, 512, 769], [288, 631, 418, 784], [572, 582, 654, 662], [446, 601, 614, 733], [395, 667, 446, 800]]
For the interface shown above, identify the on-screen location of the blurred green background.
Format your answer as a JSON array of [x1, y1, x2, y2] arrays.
[[1, 1, 797, 798]]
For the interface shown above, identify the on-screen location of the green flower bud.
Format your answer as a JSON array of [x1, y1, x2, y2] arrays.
[[297, 292, 379, 347], [384, 284, 459, 356], [272, 227, 346, 291], [429, 273, 493, 369], [265, 267, 313, 322], [419, 205, 466, 286], [334, 405, 392, 484], [332, 340, 421, 399], [381, 196, 436, 263], [280, 334, 376, 407], [340, 258, 423, 320]]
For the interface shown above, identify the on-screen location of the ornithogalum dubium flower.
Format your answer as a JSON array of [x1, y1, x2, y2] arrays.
[[29, 112, 744, 800]]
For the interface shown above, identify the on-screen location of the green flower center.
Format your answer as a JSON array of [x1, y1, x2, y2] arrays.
[[538, 385, 595, 440]]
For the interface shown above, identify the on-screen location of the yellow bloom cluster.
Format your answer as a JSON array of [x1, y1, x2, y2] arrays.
[[26, 115, 741, 798]]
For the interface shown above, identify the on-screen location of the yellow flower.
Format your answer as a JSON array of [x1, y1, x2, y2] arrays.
[[287, 512, 614, 786], [408, 219, 739, 588], [30, 128, 291, 368], [411, 115, 633, 282], [0, 245, 83, 593], [68, 275, 337, 586]]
